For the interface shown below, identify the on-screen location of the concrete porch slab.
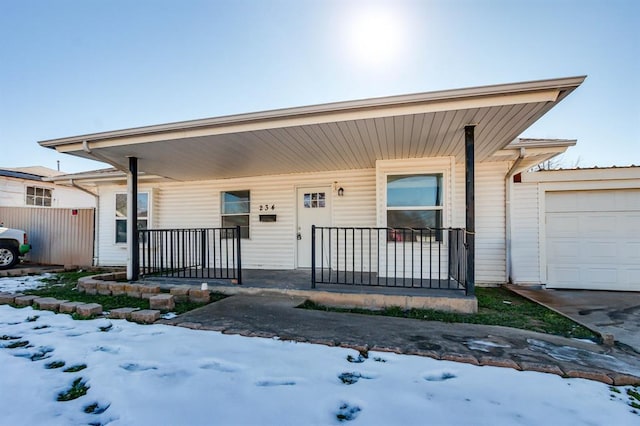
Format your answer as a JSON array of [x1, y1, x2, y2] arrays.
[[139, 269, 476, 313]]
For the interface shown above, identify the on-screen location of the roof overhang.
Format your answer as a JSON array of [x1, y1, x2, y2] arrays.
[[39, 76, 585, 182], [489, 138, 577, 173]]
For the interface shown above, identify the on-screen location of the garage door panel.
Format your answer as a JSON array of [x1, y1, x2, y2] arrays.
[[545, 189, 640, 291], [585, 241, 618, 259], [623, 242, 640, 263], [546, 189, 640, 212], [546, 215, 578, 235], [578, 215, 616, 236], [583, 268, 618, 285], [547, 240, 579, 258]]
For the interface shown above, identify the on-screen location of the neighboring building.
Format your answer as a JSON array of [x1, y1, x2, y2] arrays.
[[0, 166, 96, 266], [0, 166, 95, 210], [510, 166, 640, 291], [40, 76, 588, 294]]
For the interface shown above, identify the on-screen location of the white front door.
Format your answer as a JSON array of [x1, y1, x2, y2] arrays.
[[297, 186, 332, 268]]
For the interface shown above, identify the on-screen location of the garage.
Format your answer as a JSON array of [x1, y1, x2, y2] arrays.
[[545, 188, 640, 290]]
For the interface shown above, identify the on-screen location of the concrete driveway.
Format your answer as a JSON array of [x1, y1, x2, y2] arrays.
[[508, 286, 640, 353]]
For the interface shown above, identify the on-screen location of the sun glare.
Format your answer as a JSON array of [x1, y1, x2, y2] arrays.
[[348, 9, 404, 67]]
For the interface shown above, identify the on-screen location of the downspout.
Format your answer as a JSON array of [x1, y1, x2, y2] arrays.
[[505, 147, 526, 284], [70, 179, 100, 267]]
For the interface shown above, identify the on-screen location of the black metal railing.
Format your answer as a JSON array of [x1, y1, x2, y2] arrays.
[[311, 226, 468, 293], [139, 227, 242, 283]]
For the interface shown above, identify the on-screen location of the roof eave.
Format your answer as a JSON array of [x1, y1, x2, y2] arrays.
[[39, 75, 586, 149]]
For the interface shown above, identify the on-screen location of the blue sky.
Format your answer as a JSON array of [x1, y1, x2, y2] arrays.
[[1, 0, 638, 173]]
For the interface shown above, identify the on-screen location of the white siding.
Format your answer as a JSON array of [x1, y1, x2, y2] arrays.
[[0, 178, 24, 206], [95, 160, 512, 284], [97, 185, 129, 266], [455, 161, 509, 284], [96, 169, 376, 268], [0, 177, 95, 208], [475, 162, 509, 283], [510, 181, 541, 283]]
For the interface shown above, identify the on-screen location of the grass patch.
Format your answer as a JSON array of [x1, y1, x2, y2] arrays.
[[45, 360, 66, 369], [24, 271, 226, 316], [57, 377, 89, 401], [1, 335, 21, 341], [300, 286, 598, 341], [173, 296, 226, 315], [6, 340, 30, 349], [63, 364, 87, 373], [25, 275, 148, 312]]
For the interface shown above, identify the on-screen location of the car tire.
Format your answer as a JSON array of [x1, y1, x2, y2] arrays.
[[0, 242, 19, 270]]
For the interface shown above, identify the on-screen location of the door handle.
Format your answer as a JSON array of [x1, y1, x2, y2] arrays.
[[297, 233, 302, 240]]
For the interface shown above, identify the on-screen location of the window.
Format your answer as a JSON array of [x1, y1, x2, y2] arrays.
[[386, 174, 443, 241], [303, 192, 326, 208], [26, 186, 52, 207], [221, 190, 250, 239], [115, 193, 149, 243]]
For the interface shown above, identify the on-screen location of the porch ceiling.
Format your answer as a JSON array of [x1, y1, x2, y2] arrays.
[[40, 76, 585, 181]]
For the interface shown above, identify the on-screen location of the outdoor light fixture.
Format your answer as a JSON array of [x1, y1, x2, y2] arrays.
[[337, 187, 344, 197]]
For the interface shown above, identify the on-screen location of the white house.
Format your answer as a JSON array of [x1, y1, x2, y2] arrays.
[[40, 76, 587, 295], [0, 166, 95, 210], [510, 166, 640, 291], [0, 166, 97, 266]]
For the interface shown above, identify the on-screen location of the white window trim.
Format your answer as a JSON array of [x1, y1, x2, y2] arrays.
[[375, 157, 454, 245], [221, 190, 251, 239], [25, 185, 53, 207], [385, 173, 445, 243], [115, 191, 151, 244]]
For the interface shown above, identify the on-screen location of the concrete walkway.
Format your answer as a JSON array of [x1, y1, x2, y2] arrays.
[[160, 292, 640, 386], [508, 286, 640, 354]]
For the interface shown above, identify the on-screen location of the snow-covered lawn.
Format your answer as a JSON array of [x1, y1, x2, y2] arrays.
[[0, 273, 52, 293], [0, 276, 638, 425]]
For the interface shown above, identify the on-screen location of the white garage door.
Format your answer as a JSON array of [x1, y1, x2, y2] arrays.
[[545, 189, 640, 290]]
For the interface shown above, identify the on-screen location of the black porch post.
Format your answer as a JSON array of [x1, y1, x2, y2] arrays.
[[128, 156, 139, 281], [464, 126, 475, 295]]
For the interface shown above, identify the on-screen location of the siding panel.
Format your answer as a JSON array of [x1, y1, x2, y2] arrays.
[[96, 169, 376, 269], [510, 182, 540, 283]]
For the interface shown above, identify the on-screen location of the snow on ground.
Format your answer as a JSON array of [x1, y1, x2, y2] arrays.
[[0, 305, 638, 426], [0, 273, 51, 293]]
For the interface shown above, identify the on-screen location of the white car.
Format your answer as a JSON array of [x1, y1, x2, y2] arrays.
[[0, 227, 31, 270]]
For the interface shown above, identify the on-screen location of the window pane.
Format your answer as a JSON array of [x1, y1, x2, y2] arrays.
[[222, 191, 250, 214], [116, 194, 127, 218], [138, 193, 148, 218], [27, 187, 35, 196], [387, 210, 442, 229], [222, 215, 249, 238], [43, 196, 52, 207], [116, 219, 127, 243], [387, 174, 442, 207]]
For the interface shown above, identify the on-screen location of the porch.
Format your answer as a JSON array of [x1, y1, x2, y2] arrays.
[[136, 225, 476, 312], [39, 76, 585, 306], [139, 268, 477, 314]]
